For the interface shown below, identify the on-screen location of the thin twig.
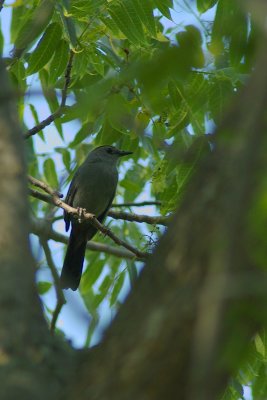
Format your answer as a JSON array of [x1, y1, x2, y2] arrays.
[[24, 50, 74, 139], [28, 178, 147, 259], [40, 238, 66, 335], [31, 217, 144, 260], [29, 188, 167, 226], [28, 176, 62, 197], [60, 51, 74, 107], [108, 210, 169, 226], [111, 201, 161, 208]]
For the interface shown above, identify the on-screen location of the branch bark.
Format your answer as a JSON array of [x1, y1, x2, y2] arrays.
[[0, 57, 74, 399], [111, 201, 161, 207]]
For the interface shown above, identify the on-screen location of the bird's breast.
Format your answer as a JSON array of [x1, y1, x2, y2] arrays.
[[73, 163, 118, 216]]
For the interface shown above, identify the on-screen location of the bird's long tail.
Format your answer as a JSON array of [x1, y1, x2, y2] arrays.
[[60, 226, 87, 290]]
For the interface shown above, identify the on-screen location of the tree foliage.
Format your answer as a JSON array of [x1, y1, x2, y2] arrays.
[[1, 0, 267, 399]]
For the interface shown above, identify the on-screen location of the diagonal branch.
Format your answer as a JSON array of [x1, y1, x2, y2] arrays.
[[28, 176, 62, 197], [40, 238, 66, 334], [31, 217, 142, 260], [24, 50, 74, 139], [28, 177, 148, 260]]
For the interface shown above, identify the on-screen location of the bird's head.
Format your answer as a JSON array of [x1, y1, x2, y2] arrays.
[[89, 145, 133, 163]]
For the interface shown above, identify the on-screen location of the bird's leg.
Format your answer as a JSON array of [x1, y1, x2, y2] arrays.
[[77, 207, 87, 223]]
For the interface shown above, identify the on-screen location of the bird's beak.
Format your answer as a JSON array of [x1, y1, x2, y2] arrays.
[[118, 150, 133, 157]]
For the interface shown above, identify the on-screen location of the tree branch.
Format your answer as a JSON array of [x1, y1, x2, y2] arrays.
[[24, 50, 74, 139], [108, 210, 169, 226], [31, 217, 143, 260], [28, 177, 62, 197], [29, 188, 167, 225], [28, 178, 148, 260], [40, 238, 66, 334], [111, 201, 161, 207], [0, 55, 60, 398]]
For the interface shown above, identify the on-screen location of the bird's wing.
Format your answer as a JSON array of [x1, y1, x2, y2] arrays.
[[64, 172, 79, 232], [97, 189, 116, 223], [86, 189, 116, 241]]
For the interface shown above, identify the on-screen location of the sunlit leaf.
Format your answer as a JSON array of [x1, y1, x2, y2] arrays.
[[27, 23, 62, 75], [43, 158, 59, 189]]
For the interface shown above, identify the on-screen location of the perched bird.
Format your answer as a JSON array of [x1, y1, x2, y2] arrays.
[[60, 145, 132, 290]]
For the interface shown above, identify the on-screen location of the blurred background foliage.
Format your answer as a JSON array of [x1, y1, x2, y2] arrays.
[[3, 0, 266, 398]]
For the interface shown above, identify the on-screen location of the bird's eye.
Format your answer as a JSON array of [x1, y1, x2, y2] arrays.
[[106, 148, 113, 154]]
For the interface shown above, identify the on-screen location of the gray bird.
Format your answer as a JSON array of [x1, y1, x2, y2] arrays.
[[60, 145, 132, 290]]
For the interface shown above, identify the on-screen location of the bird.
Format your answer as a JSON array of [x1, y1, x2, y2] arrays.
[[60, 145, 132, 290]]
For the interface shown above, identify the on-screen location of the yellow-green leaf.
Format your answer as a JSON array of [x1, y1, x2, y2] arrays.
[[49, 39, 69, 84], [43, 158, 59, 189], [108, 0, 146, 45], [13, 0, 54, 57], [27, 23, 62, 76]]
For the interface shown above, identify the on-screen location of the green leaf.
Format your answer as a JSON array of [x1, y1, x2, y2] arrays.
[[209, 76, 234, 122], [120, 165, 144, 202], [110, 272, 125, 306], [55, 147, 71, 171], [11, 5, 27, 44], [9, 60, 26, 90], [96, 119, 122, 145], [252, 364, 267, 399], [82, 288, 102, 313], [49, 39, 69, 84], [89, 50, 105, 76], [168, 80, 183, 110], [196, 0, 217, 13], [37, 281, 52, 295], [84, 315, 99, 347], [69, 124, 94, 148], [99, 275, 112, 295], [43, 158, 59, 189], [70, 0, 107, 19], [108, 0, 146, 45], [229, 12, 248, 67], [29, 104, 45, 142], [255, 334, 266, 358], [13, 0, 54, 57], [57, 0, 78, 48], [154, 0, 173, 19], [133, 0, 157, 37], [81, 257, 106, 293], [176, 25, 204, 69], [39, 69, 63, 138], [127, 260, 138, 286], [27, 23, 62, 76], [106, 93, 132, 133], [72, 49, 90, 79]]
